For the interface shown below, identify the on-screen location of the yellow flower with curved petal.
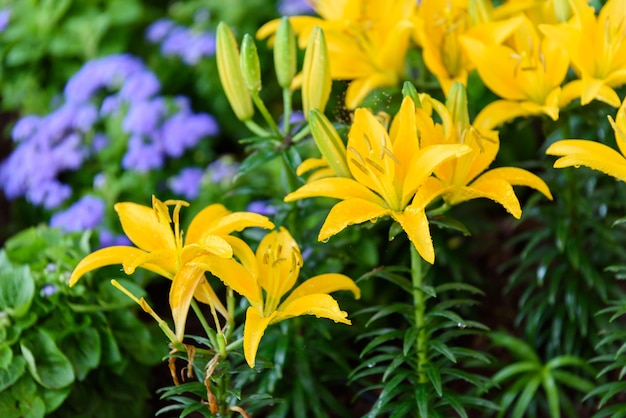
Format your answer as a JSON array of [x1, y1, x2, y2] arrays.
[[194, 227, 360, 367], [69, 196, 274, 342], [285, 96, 472, 264], [463, 16, 569, 130], [546, 97, 626, 182], [257, 0, 416, 109], [415, 83, 553, 218], [539, 0, 626, 107], [414, 0, 523, 94]]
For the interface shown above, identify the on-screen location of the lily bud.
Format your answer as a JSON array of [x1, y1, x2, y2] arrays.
[[468, 0, 492, 26], [551, 0, 572, 22], [216, 22, 254, 121], [302, 26, 331, 117], [240, 34, 262, 92], [274, 17, 297, 89], [309, 109, 351, 178], [446, 82, 470, 136], [401, 81, 422, 108]]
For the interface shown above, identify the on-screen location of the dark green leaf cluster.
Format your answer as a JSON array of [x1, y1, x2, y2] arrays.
[[0, 226, 163, 418]]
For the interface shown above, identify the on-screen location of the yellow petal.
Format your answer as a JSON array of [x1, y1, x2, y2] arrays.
[[114, 202, 174, 251], [296, 157, 329, 176], [473, 100, 533, 131], [223, 236, 258, 277], [546, 139, 626, 182], [275, 294, 351, 325], [69, 246, 169, 286], [480, 167, 553, 200], [284, 177, 387, 207], [344, 73, 394, 110], [170, 265, 205, 342], [318, 198, 390, 242], [402, 144, 471, 204], [450, 179, 522, 219], [243, 307, 276, 368], [122, 248, 177, 276], [281, 273, 361, 307], [391, 206, 434, 264], [186, 204, 231, 244], [210, 212, 275, 236], [193, 256, 263, 309], [612, 99, 626, 157]]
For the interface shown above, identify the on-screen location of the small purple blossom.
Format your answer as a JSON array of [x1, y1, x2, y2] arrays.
[[122, 98, 167, 135], [122, 135, 164, 172], [247, 200, 277, 216], [49, 195, 105, 232], [148, 19, 217, 65], [169, 167, 205, 200], [146, 18, 175, 43], [99, 229, 132, 248], [278, 0, 315, 15], [0, 9, 10, 33], [160, 111, 218, 157], [40, 284, 59, 297], [208, 156, 239, 183]]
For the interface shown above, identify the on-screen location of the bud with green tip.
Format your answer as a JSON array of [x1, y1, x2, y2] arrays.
[[274, 17, 297, 89], [446, 82, 470, 136], [216, 22, 254, 121], [309, 109, 351, 178], [302, 26, 331, 118], [402, 81, 421, 108], [240, 34, 262, 92]]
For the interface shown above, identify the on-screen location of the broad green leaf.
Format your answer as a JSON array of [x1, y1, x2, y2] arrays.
[[20, 329, 75, 389], [0, 253, 35, 318], [0, 355, 26, 392], [61, 327, 101, 381], [492, 361, 540, 385]]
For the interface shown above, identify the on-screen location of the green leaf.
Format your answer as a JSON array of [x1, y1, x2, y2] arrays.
[[491, 361, 540, 386], [489, 332, 541, 362], [424, 363, 442, 396], [511, 375, 541, 418], [235, 148, 279, 179], [415, 383, 430, 418], [20, 329, 75, 389], [0, 355, 26, 392], [541, 370, 560, 418], [550, 369, 595, 394], [0, 252, 35, 318], [61, 327, 101, 381]]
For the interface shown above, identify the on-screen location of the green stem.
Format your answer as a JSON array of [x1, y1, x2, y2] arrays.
[[252, 92, 282, 137], [244, 119, 269, 137], [411, 245, 428, 384], [191, 299, 219, 351], [291, 124, 311, 143], [282, 87, 293, 136]]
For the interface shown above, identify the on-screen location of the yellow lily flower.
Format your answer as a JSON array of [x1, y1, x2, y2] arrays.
[[539, 0, 626, 107], [546, 97, 626, 182], [257, 0, 416, 109], [193, 227, 360, 367], [414, 0, 523, 94], [285, 96, 472, 264], [415, 83, 553, 217], [69, 196, 274, 342], [463, 16, 569, 130]]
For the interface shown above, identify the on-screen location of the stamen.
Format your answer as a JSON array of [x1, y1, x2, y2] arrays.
[[365, 157, 385, 174]]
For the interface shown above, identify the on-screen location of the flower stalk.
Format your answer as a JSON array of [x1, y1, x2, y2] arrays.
[[411, 246, 428, 384]]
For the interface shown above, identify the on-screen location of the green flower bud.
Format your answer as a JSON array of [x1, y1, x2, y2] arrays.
[[302, 26, 331, 118], [240, 34, 262, 92], [309, 108, 351, 178], [274, 17, 297, 89], [402, 81, 422, 108], [216, 22, 254, 121], [446, 82, 470, 135]]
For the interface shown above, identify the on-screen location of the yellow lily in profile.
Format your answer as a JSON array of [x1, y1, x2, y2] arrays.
[[257, 0, 416, 109], [285, 95, 472, 264], [540, 0, 626, 107], [194, 227, 360, 367], [462, 16, 569, 130], [546, 98, 626, 182], [414, 0, 523, 94], [69, 196, 274, 342], [415, 83, 553, 217]]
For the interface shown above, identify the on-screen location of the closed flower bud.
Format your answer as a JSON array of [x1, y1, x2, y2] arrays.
[[274, 17, 297, 89], [216, 22, 254, 121], [402, 81, 422, 108], [446, 82, 470, 136], [240, 34, 262, 92], [302, 26, 331, 117], [309, 108, 351, 178]]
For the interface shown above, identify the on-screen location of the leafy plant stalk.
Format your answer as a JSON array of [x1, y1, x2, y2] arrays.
[[411, 245, 427, 384]]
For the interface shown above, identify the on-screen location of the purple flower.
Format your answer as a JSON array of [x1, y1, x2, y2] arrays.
[[180, 32, 216, 65], [12, 115, 40, 141], [40, 284, 59, 297], [208, 156, 239, 183], [168, 167, 205, 199], [122, 98, 167, 135], [0, 9, 10, 33], [122, 135, 164, 172], [160, 110, 218, 157], [155, 22, 217, 65], [278, 0, 315, 15], [247, 200, 277, 216], [99, 229, 132, 248], [49, 195, 105, 231], [146, 18, 175, 43], [119, 71, 161, 101], [26, 181, 72, 209]]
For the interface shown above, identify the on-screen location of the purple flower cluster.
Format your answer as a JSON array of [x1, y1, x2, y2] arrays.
[[278, 0, 315, 15], [0, 8, 10, 32], [146, 15, 216, 65], [0, 54, 218, 209], [49, 195, 105, 232]]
